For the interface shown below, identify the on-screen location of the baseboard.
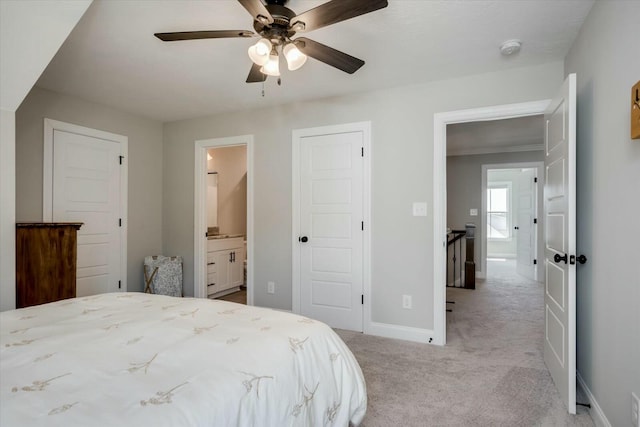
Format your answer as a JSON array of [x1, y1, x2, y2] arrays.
[[366, 321, 434, 344], [577, 372, 611, 427]]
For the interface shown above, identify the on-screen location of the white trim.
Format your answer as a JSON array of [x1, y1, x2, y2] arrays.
[[576, 372, 611, 427], [433, 100, 550, 346], [43, 118, 128, 292], [194, 135, 254, 305], [292, 121, 371, 334], [481, 162, 544, 280], [367, 322, 434, 344], [447, 143, 543, 157]]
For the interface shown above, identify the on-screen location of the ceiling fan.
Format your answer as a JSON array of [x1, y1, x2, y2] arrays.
[[154, 0, 388, 83]]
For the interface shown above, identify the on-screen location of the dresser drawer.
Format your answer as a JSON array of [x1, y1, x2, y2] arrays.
[[207, 262, 217, 274], [207, 272, 217, 286], [207, 283, 218, 296], [207, 252, 217, 264]]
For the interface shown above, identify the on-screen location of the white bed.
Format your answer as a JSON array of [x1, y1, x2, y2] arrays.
[[0, 293, 366, 426]]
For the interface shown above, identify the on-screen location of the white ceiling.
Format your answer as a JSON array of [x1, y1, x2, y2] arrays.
[[35, 0, 594, 122], [447, 115, 544, 156]]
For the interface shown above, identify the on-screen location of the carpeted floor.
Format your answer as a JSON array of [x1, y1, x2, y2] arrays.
[[336, 259, 594, 426]]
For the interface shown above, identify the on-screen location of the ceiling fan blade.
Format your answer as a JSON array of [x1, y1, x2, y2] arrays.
[[154, 30, 254, 42], [295, 37, 365, 74], [246, 63, 267, 83], [237, 0, 274, 25], [290, 0, 388, 33]]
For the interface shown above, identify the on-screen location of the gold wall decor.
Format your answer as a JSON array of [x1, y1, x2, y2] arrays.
[[632, 80, 640, 139]]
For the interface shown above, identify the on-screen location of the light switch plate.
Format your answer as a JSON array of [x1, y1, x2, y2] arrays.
[[470, 209, 478, 216], [413, 202, 427, 217]]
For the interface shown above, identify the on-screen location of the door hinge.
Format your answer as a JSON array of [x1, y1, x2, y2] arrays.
[[361, 147, 364, 157], [119, 155, 125, 165], [534, 177, 538, 183], [361, 294, 364, 305], [533, 259, 537, 265], [119, 218, 122, 227], [533, 218, 538, 224], [118, 280, 121, 289], [361, 221, 364, 231]]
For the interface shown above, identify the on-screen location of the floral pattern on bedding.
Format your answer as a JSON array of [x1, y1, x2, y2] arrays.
[[0, 293, 366, 426]]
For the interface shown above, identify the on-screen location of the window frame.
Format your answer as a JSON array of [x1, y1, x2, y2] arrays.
[[486, 181, 512, 241]]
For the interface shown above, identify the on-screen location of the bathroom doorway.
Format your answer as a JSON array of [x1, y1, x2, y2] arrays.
[[194, 135, 254, 305]]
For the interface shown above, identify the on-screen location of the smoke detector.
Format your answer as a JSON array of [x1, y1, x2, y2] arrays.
[[500, 39, 522, 56]]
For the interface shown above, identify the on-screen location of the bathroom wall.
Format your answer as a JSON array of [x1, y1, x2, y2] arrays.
[[208, 145, 247, 236]]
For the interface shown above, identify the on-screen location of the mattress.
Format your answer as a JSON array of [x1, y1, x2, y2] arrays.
[[0, 293, 366, 426]]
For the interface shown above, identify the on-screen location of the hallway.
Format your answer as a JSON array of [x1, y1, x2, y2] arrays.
[[337, 259, 593, 425]]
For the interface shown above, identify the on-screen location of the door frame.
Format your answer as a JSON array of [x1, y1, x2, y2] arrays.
[[292, 121, 371, 333], [43, 118, 128, 292], [481, 162, 544, 281], [194, 135, 254, 304], [433, 100, 550, 345]]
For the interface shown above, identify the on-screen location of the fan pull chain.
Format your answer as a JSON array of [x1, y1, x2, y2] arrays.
[[261, 80, 265, 98]]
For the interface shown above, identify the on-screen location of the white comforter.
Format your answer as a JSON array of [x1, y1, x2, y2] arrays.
[[0, 293, 366, 426]]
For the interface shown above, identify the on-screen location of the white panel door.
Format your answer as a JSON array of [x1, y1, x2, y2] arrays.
[[543, 73, 577, 414], [52, 130, 122, 297], [516, 168, 536, 280], [299, 131, 363, 331]]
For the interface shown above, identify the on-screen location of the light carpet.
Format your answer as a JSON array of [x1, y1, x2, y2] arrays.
[[336, 260, 594, 426]]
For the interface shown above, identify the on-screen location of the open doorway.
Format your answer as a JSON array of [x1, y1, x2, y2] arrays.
[[206, 145, 248, 304], [444, 116, 545, 331], [482, 163, 544, 283], [194, 135, 254, 305]]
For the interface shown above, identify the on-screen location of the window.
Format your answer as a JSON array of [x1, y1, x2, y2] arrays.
[[487, 183, 511, 240]]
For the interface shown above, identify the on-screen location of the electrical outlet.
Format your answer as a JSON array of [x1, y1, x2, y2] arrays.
[[402, 295, 412, 309], [470, 208, 478, 216], [267, 281, 275, 294], [632, 392, 640, 427]]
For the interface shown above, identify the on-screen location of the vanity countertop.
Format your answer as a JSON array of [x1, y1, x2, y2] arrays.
[[207, 233, 244, 240]]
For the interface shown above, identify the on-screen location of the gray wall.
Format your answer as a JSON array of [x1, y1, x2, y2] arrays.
[[163, 61, 563, 329], [564, 1, 640, 425], [15, 87, 164, 293], [447, 151, 544, 275]]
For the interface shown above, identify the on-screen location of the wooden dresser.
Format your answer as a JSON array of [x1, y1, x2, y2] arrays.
[[16, 222, 83, 308]]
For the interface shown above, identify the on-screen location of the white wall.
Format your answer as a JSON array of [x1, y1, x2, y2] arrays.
[[564, 1, 640, 425], [163, 62, 563, 330], [0, 0, 92, 111], [15, 87, 164, 292], [0, 110, 16, 311], [0, 0, 91, 311]]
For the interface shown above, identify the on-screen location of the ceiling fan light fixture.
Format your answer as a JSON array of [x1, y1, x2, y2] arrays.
[[283, 42, 307, 71], [260, 51, 281, 77], [248, 38, 272, 66]]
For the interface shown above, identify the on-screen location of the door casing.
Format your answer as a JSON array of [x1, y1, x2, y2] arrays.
[[194, 135, 254, 304], [481, 162, 544, 282], [43, 118, 128, 292], [433, 100, 550, 346]]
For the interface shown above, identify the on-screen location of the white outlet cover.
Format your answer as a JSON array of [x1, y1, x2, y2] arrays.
[[470, 208, 478, 216], [413, 202, 428, 217]]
